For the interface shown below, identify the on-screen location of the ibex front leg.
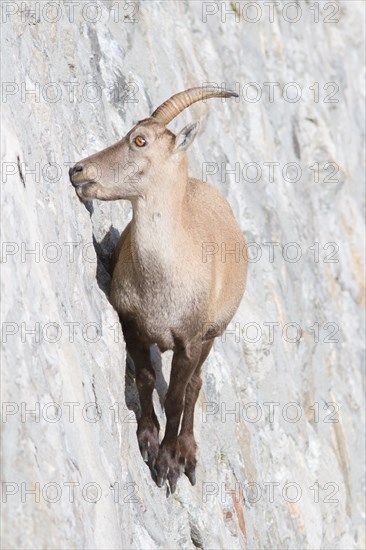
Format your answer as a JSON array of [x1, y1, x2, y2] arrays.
[[122, 320, 160, 467], [156, 336, 202, 493]]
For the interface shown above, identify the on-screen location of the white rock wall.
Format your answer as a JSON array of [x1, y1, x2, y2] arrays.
[[1, 1, 365, 548]]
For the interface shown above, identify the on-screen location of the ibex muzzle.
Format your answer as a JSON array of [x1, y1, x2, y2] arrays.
[[70, 87, 247, 494]]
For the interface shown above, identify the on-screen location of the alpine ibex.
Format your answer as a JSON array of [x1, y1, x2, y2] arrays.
[[70, 87, 247, 493]]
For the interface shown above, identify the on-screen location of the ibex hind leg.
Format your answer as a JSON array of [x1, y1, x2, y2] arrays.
[[178, 339, 214, 486], [155, 335, 202, 493], [121, 319, 160, 469]]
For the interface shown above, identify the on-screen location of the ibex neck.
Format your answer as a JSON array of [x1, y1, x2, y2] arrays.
[[131, 184, 188, 266]]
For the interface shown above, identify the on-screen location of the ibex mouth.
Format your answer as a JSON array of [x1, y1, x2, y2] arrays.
[[69, 164, 98, 188], [70, 177, 96, 189], [74, 181, 99, 201], [69, 168, 96, 188]]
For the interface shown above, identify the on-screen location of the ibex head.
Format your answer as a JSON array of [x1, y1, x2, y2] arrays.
[[69, 87, 238, 201]]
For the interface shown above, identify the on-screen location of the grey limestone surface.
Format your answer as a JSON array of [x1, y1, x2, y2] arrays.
[[1, 1, 365, 548]]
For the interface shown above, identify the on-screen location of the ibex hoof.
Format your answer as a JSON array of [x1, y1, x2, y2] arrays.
[[186, 469, 196, 486], [137, 418, 159, 468], [169, 479, 177, 494], [155, 443, 181, 494], [156, 475, 166, 488], [178, 433, 198, 486]]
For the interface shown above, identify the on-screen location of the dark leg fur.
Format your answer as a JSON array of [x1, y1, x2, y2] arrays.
[[178, 340, 214, 486]]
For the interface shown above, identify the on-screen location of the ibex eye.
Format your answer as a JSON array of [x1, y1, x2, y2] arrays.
[[134, 136, 146, 147]]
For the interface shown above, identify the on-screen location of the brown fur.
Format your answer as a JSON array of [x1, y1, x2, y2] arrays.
[[70, 89, 247, 493]]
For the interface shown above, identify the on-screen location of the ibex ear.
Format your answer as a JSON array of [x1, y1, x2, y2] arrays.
[[173, 122, 200, 153]]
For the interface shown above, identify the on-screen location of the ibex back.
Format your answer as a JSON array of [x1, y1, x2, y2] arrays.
[[70, 87, 247, 493]]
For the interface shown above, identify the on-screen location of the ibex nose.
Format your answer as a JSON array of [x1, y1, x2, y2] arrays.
[[69, 164, 83, 179]]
